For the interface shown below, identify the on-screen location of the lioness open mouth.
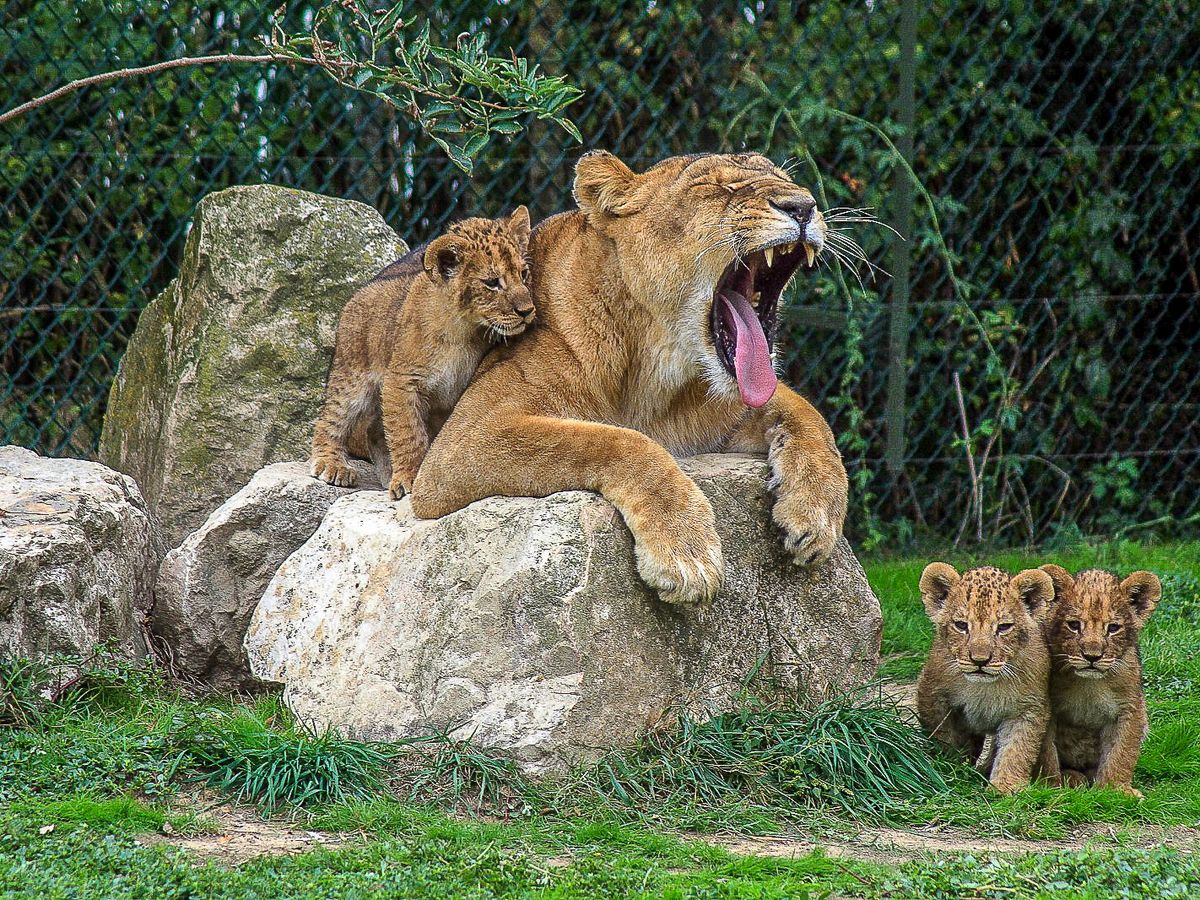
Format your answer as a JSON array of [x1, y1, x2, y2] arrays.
[[710, 241, 816, 408]]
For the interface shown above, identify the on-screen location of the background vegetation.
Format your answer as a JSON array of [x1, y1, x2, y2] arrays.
[[2, 0, 1198, 549]]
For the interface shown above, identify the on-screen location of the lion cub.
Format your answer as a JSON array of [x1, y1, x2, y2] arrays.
[[1038, 565, 1161, 797], [310, 207, 533, 500], [916, 564, 1055, 793]]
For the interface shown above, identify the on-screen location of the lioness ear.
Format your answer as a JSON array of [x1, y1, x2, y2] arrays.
[[919, 563, 960, 619], [423, 235, 463, 280], [506, 205, 531, 250], [1013, 569, 1054, 622], [1121, 571, 1161, 625], [1039, 564, 1074, 603], [573, 150, 641, 217]]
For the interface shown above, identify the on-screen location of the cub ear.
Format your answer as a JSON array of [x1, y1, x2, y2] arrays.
[[919, 562, 960, 619], [573, 150, 641, 217], [423, 235, 463, 280], [1012, 569, 1055, 622], [506, 205, 531, 249], [1039, 563, 1074, 602], [1121, 571, 1161, 625]]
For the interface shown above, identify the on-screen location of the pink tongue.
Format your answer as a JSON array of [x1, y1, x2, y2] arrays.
[[718, 290, 777, 408]]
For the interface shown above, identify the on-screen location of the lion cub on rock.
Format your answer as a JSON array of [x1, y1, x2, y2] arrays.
[[917, 564, 1055, 793], [311, 207, 533, 500], [1037, 565, 1160, 797]]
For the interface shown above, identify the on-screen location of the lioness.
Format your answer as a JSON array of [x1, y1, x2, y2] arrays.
[[409, 152, 848, 605], [1038, 565, 1161, 797], [311, 208, 533, 499], [916, 563, 1055, 793]]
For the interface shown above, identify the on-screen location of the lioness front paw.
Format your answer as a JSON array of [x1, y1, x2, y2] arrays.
[[311, 456, 358, 488], [772, 492, 841, 567], [633, 515, 724, 606]]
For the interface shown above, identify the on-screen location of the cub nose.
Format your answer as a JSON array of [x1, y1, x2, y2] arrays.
[[969, 649, 993, 666], [770, 195, 816, 226], [1082, 650, 1103, 663], [514, 298, 535, 320]]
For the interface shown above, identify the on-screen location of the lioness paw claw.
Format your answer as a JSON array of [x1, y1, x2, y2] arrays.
[[774, 501, 837, 567], [311, 458, 358, 488]]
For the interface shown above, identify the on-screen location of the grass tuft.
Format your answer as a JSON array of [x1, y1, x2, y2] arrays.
[[181, 714, 392, 810], [584, 689, 970, 821]]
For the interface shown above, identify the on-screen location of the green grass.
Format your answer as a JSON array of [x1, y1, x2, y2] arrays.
[[2, 538, 1198, 896]]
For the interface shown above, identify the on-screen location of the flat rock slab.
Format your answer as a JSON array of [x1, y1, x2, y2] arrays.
[[154, 460, 379, 692], [99, 185, 406, 546], [0, 445, 161, 662], [246, 454, 881, 771]]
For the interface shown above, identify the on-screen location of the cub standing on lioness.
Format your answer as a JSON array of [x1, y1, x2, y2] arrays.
[[916, 564, 1055, 793], [1038, 565, 1161, 798], [310, 207, 533, 500], [410, 152, 849, 606]]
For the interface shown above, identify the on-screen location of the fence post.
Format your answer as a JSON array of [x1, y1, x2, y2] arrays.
[[885, 0, 918, 475]]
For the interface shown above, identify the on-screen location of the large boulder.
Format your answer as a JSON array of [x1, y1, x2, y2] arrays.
[[0, 446, 161, 662], [246, 454, 881, 772], [99, 185, 406, 546], [153, 460, 379, 693]]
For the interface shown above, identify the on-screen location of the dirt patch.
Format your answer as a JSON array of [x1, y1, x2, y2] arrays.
[[701, 823, 1200, 865], [137, 802, 358, 865]]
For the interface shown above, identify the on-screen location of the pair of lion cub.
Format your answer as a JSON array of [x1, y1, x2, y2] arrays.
[[917, 562, 1161, 796]]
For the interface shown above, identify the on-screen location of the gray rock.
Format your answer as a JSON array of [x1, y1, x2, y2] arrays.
[[99, 185, 406, 546], [0, 446, 161, 662], [245, 454, 881, 772], [153, 460, 379, 692]]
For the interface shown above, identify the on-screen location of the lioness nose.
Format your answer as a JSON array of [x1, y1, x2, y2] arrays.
[[771, 196, 816, 226]]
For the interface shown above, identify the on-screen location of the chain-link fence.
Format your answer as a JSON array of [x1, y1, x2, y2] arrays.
[[3, 0, 1198, 547]]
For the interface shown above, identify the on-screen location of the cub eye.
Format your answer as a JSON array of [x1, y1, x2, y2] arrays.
[[520, 268, 530, 283], [952, 620, 968, 633], [1107, 623, 1123, 634], [997, 623, 1014, 635], [1066, 620, 1082, 633], [483, 277, 501, 289]]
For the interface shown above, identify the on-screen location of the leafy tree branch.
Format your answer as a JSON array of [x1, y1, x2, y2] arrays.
[[0, 2, 582, 172]]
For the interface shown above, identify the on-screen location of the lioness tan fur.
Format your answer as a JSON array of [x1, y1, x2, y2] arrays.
[[1038, 565, 1161, 798], [408, 152, 848, 605], [311, 208, 533, 499], [916, 564, 1055, 793]]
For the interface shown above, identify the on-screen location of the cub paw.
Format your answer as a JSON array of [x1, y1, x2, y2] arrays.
[[633, 518, 724, 606], [387, 473, 412, 501], [311, 457, 358, 488]]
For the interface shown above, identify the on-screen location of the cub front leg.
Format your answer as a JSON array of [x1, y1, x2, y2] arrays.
[[726, 384, 848, 565], [381, 370, 430, 500], [990, 710, 1049, 794], [311, 367, 368, 487], [1094, 707, 1148, 798]]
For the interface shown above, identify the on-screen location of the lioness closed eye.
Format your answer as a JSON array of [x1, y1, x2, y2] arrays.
[[916, 563, 1055, 794], [310, 207, 533, 499], [1037, 565, 1160, 798]]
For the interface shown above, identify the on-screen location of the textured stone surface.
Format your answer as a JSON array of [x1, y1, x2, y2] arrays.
[[99, 185, 406, 545], [246, 454, 881, 771], [153, 460, 379, 692], [0, 446, 161, 662]]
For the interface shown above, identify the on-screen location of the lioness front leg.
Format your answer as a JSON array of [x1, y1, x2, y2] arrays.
[[381, 370, 429, 500], [990, 711, 1049, 794], [726, 384, 848, 565], [413, 411, 722, 605]]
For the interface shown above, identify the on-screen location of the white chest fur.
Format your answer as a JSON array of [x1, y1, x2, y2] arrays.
[[1055, 676, 1122, 729], [425, 343, 485, 412], [956, 679, 1027, 732]]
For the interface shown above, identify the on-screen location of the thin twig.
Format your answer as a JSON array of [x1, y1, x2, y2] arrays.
[[952, 371, 982, 546]]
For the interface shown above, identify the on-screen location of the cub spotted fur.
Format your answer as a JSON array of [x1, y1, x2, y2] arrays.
[[917, 564, 1055, 793], [1038, 565, 1161, 797], [310, 207, 533, 499]]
